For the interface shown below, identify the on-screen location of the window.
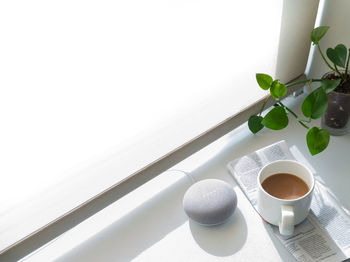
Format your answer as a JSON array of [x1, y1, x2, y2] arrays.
[[0, 0, 319, 259]]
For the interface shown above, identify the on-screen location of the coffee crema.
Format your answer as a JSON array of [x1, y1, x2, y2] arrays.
[[261, 173, 309, 200]]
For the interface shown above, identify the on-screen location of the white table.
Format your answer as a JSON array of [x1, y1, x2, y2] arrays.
[[25, 95, 350, 262]]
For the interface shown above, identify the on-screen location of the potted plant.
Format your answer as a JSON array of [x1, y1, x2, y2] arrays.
[[248, 26, 350, 156]]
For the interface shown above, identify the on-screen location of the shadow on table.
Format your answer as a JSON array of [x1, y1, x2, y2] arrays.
[[189, 208, 247, 257], [57, 173, 192, 262]]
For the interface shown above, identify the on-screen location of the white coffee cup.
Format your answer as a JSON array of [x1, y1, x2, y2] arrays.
[[257, 160, 314, 235]]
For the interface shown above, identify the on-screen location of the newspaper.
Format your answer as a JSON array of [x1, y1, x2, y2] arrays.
[[227, 141, 350, 262]]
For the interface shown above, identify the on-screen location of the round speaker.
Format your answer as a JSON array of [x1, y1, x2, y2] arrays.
[[183, 179, 237, 226]]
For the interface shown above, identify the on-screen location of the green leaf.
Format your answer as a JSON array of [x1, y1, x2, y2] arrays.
[[270, 80, 287, 99], [326, 44, 347, 67], [256, 73, 273, 90], [248, 115, 264, 134], [302, 87, 328, 119], [306, 127, 330, 155], [311, 26, 329, 45], [262, 106, 288, 130], [320, 79, 341, 93]]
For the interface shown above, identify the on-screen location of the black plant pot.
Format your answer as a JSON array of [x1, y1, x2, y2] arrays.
[[321, 73, 350, 136]]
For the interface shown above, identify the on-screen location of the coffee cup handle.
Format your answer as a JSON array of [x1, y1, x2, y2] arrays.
[[279, 205, 294, 236]]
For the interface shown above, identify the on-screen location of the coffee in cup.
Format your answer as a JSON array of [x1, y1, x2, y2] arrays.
[[261, 173, 309, 200]]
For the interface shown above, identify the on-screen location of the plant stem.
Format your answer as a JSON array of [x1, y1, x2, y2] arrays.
[[285, 79, 322, 88], [299, 118, 312, 123], [258, 97, 269, 116], [317, 44, 336, 72], [345, 48, 350, 81], [334, 65, 345, 80], [307, 80, 313, 93], [278, 101, 310, 129]]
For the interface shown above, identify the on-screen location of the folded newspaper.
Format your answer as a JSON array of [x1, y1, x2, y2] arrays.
[[227, 141, 350, 262]]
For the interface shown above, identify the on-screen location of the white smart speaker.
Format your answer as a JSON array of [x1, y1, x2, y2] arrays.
[[183, 179, 237, 226]]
